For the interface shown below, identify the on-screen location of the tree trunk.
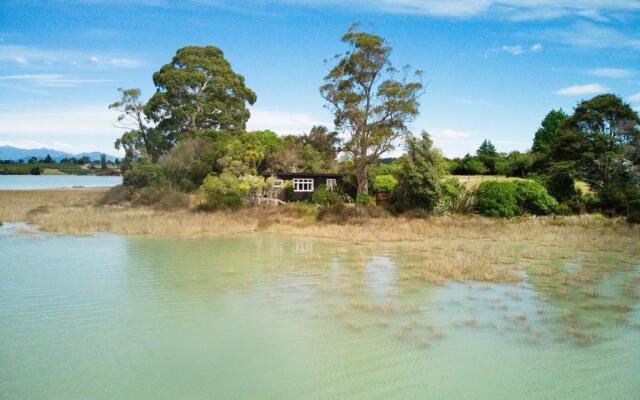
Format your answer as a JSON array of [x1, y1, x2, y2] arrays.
[[356, 159, 368, 195]]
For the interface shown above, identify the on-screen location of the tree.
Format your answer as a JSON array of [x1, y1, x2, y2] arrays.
[[321, 24, 423, 194], [476, 139, 498, 174], [392, 131, 446, 212], [43, 154, 53, 163], [552, 94, 640, 192], [532, 109, 568, 154], [110, 88, 168, 162], [145, 46, 257, 143], [100, 154, 107, 171], [301, 125, 341, 170]]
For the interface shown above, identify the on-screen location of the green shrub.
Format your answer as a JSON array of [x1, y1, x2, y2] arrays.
[[513, 180, 557, 215], [475, 181, 519, 218], [554, 203, 573, 216], [312, 185, 343, 207], [98, 185, 131, 205], [372, 174, 398, 193], [627, 199, 640, 224], [355, 193, 373, 206], [546, 172, 578, 202], [123, 160, 166, 190], [30, 166, 41, 175], [200, 172, 246, 210]]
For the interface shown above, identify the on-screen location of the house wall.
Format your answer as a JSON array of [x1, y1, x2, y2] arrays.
[[273, 175, 343, 202]]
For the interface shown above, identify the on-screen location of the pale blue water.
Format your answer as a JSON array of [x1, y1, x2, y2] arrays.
[[0, 223, 638, 399], [0, 175, 122, 190]]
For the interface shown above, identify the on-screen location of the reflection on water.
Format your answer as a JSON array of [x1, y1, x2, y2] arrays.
[[0, 232, 638, 399]]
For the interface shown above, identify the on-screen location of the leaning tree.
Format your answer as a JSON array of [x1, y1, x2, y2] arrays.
[[321, 24, 423, 194]]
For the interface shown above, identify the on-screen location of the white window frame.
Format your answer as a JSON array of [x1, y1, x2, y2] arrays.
[[326, 178, 337, 190], [293, 178, 314, 192]]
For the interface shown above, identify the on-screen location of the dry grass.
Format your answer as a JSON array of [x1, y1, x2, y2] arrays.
[[451, 175, 523, 189]]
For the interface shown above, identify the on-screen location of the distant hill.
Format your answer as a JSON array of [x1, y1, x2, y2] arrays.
[[0, 146, 119, 162]]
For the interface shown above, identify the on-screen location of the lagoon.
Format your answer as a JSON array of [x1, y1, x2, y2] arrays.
[[0, 224, 638, 399], [0, 175, 122, 190]]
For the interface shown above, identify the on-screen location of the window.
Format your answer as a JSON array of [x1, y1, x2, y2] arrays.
[[326, 178, 337, 190], [293, 178, 314, 192]]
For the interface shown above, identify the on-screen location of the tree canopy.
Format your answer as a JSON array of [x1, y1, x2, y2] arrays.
[[145, 46, 257, 142], [321, 24, 423, 194]]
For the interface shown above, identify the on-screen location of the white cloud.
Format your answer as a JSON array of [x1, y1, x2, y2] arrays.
[[629, 93, 640, 102], [588, 68, 633, 78], [555, 83, 608, 96], [0, 74, 113, 87], [501, 45, 524, 55], [247, 108, 328, 134], [0, 104, 120, 135], [0, 44, 143, 67], [530, 43, 543, 52], [543, 21, 640, 49]]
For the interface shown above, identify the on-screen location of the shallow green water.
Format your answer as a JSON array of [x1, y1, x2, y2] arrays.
[[1, 224, 638, 399]]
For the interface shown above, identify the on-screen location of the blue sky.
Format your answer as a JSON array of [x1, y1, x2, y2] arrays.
[[0, 0, 639, 157]]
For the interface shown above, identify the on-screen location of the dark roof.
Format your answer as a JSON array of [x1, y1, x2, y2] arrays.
[[263, 172, 343, 178]]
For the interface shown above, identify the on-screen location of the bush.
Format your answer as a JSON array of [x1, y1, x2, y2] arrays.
[[475, 181, 519, 218], [132, 187, 188, 210], [312, 185, 343, 207], [159, 138, 217, 191], [355, 193, 373, 206], [627, 199, 640, 224], [513, 180, 557, 215], [123, 160, 166, 190], [200, 172, 245, 210], [372, 174, 398, 193], [546, 172, 577, 202], [98, 184, 131, 205]]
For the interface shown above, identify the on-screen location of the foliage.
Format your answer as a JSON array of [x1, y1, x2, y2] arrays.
[[132, 187, 188, 210], [551, 94, 640, 193], [200, 172, 246, 210], [110, 88, 168, 162], [312, 184, 343, 207], [145, 46, 257, 142], [434, 178, 476, 215], [513, 180, 557, 215], [321, 24, 423, 194], [98, 185, 132, 205], [301, 126, 341, 170], [532, 109, 569, 154], [355, 193, 373, 206], [373, 174, 398, 193], [0, 162, 89, 176], [505, 151, 534, 177], [30, 166, 41, 175], [122, 160, 167, 190], [546, 172, 578, 202], [391, 132, 446, 212], [627, 199, 640, 223], [159, 138, 217, 191], [475, 181, 519, 218]]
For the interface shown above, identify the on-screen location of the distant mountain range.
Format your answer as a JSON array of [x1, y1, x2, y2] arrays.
[[0, 146, 119, 162]]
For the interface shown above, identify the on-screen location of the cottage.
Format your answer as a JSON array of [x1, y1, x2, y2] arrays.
[[264, 172, 343, 201]]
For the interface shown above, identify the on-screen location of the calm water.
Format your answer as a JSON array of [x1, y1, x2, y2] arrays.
[[0, 175, 122, 190], [0, 224, 638, 399]]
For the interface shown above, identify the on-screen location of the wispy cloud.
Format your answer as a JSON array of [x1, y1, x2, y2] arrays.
[[0, 44, 143, 67], [501, 45, 524, 55], [247, 109, 328, 134], [588, 68, 633, 78], [530, 43, 543, 52], [0, 74, 113, 87], [70, 0, 640, 20], [541, 21, 640, 49], [432, 129, 474, 140], [555, 83, 608, 96], [629, 93, 640, 102], [0, 104, 119, 135]]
